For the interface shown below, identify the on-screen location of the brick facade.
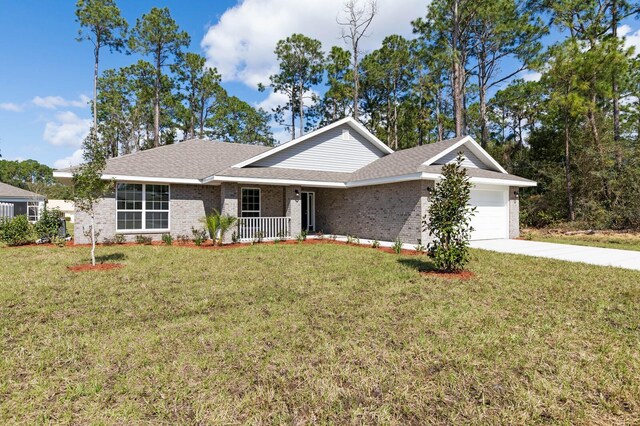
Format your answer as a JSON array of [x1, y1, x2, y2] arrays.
[[314, 180, 431, 244], [74, 184, 219, 244], [75, 179, 520, 245]]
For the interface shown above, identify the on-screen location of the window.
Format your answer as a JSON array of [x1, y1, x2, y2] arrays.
[[116, 183, 169, 231], [27, 202, 40, 222], [241, 188, 260, 217]]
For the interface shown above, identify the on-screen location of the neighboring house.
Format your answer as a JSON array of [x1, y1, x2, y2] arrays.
[[47, 199, 75, 223], [0, 182, 46, 222], [53, 117, 535, 245]]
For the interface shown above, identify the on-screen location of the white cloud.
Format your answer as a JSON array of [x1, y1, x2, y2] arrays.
[[619, 24, 640, 56], [201, 0, 428, 88], [522, 71, 542, 82], [43, 111, 91, 147], [0, 102, 23, 112], [257, 90, 291, 111], [53, 149, 84, 170], [32, 95, 91, 110]]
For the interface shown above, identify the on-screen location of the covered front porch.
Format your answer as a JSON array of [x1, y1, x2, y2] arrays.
[[219, 182, 316, 242]]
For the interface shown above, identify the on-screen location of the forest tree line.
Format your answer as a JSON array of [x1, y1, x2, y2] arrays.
[[3, 0, 638, 229]]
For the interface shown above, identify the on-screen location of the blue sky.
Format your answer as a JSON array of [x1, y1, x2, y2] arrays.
[[0, 1, 638, 169]]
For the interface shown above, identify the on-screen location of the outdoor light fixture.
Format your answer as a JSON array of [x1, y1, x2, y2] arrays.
[[294, 189, 300, 197], [514, 190, 519, 199]]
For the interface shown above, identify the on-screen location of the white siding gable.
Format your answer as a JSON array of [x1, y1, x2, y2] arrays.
[[434, 145, 491, 170], [251, 124, 386, 172]]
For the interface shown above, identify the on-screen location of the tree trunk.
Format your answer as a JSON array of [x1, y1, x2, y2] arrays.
[[435, 89, 444, 142], [299, 81, 304, 136], [478, 59, 488, 147], [587, 105, 611, 202], [352, 46, 359, 120], [451, 0, 465, 137], [154, 49, 161, 147], [290, 99, 296, 140], [612, 1, 621, 142], [564, 110, 575, 221], [93, 42, 99, 135], [91, 212, 96, 266], [199, 97, 205, 138]]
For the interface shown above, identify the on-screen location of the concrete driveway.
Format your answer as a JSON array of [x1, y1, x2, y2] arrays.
[[470, 239, 640, 271]]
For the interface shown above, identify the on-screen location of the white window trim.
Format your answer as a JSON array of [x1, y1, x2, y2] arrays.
[[240, 187, 261, 217], [115, 183, 171, 233], [27, 201, 41, 223]]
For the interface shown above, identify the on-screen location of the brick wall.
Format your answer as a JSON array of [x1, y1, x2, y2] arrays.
[[314, 180, 427, 244], [74, 184, 219, 244]]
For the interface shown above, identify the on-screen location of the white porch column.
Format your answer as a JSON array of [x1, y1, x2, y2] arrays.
[[220, 182, 238, 243], [285, 185, 302, 239]]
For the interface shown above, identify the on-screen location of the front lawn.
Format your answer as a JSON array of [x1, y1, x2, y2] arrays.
[[523, 228, 640, 251], [1, 243, 639, 423]]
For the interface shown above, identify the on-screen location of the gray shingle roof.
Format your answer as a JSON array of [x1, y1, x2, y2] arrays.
[[217, 166, 352, 183], [59, 139, 271, 180], [419, 165, 535, 184], [54, 135, 534, 186], [349, 137, 467, 182], [0, 182, 46, 200]]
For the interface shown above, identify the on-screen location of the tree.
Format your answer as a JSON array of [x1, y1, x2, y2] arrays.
[[318, 46, 353, 124], [338, 0, 377, 121], [262, 34, 324, 140], [72, 130, 112, 266], [208, 94, 275, 146], [75, 0, 128, 132], [423, 153, 475, 272], [129, 7, 190, 147], [360, 35, 413, 149], [172, 52, 222, 139], [467, 0, 545, 147], [413, 0, 480, 137]]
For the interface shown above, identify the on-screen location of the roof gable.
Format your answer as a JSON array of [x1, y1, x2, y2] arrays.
[[232, 117, 393, 172], [422, 136, 507, 173]]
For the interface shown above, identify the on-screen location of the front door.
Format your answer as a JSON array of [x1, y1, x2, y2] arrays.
[[301, 192, 315, 232]]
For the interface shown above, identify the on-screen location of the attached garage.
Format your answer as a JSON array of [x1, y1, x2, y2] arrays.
[[469, 187, 509, 241]]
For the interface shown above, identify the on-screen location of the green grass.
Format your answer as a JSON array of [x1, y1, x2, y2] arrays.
[[523, 228, 640, 251], [1, 243, 639, 424]]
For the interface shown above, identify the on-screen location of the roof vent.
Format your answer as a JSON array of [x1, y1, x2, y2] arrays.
[[342, 129, 350, 140]]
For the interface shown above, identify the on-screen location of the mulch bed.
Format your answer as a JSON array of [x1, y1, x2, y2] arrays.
[[67, 263, 123, 272]]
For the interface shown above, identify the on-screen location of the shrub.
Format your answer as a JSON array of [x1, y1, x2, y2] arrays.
[[0, 215, 34, 246], [191, 227, 207, 246], [371, 239, 380, 248], [300, 230, 308, 241], [253, 231, 264, 244], [102, 237, 114, 245], [176, 234, 190, 244], [346, 235, 355, 244], [423, 153, 475, 272], [415, 239, 427, 253], [35, 208, 62, 239], [135, 235, 152, 245], [316, 230, 324, 240], [392, 238, 403, 254], [114, 234, 126, 244], [202, 209, 237, 246], [161, 233, 173, 245]]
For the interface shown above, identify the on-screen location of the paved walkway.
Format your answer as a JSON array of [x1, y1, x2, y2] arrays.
[[470, 239, 640, 271]]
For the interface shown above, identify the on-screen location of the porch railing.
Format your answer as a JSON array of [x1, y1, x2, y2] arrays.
[[237, 216, 291, 241], [0, 202, 14, 220]]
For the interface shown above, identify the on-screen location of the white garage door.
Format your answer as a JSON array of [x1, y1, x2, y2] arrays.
[[469, 189, 508, 240]]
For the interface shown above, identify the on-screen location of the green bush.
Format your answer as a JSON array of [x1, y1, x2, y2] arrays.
[[114, 234, 126, 244], [35, 208, 62, 239], [0, 215, 34, 246], [161, 233, 173, 245], [392, 238, 403, 254], [191, 227, 207, 246], [423, 153, 475, 272], [135, 235, 152, 245]]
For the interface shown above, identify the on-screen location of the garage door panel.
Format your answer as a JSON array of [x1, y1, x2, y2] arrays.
[[469, 189, 508, 241]]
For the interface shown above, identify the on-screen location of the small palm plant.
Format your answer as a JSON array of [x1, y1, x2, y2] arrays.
[[202, 209, 237, 246]]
